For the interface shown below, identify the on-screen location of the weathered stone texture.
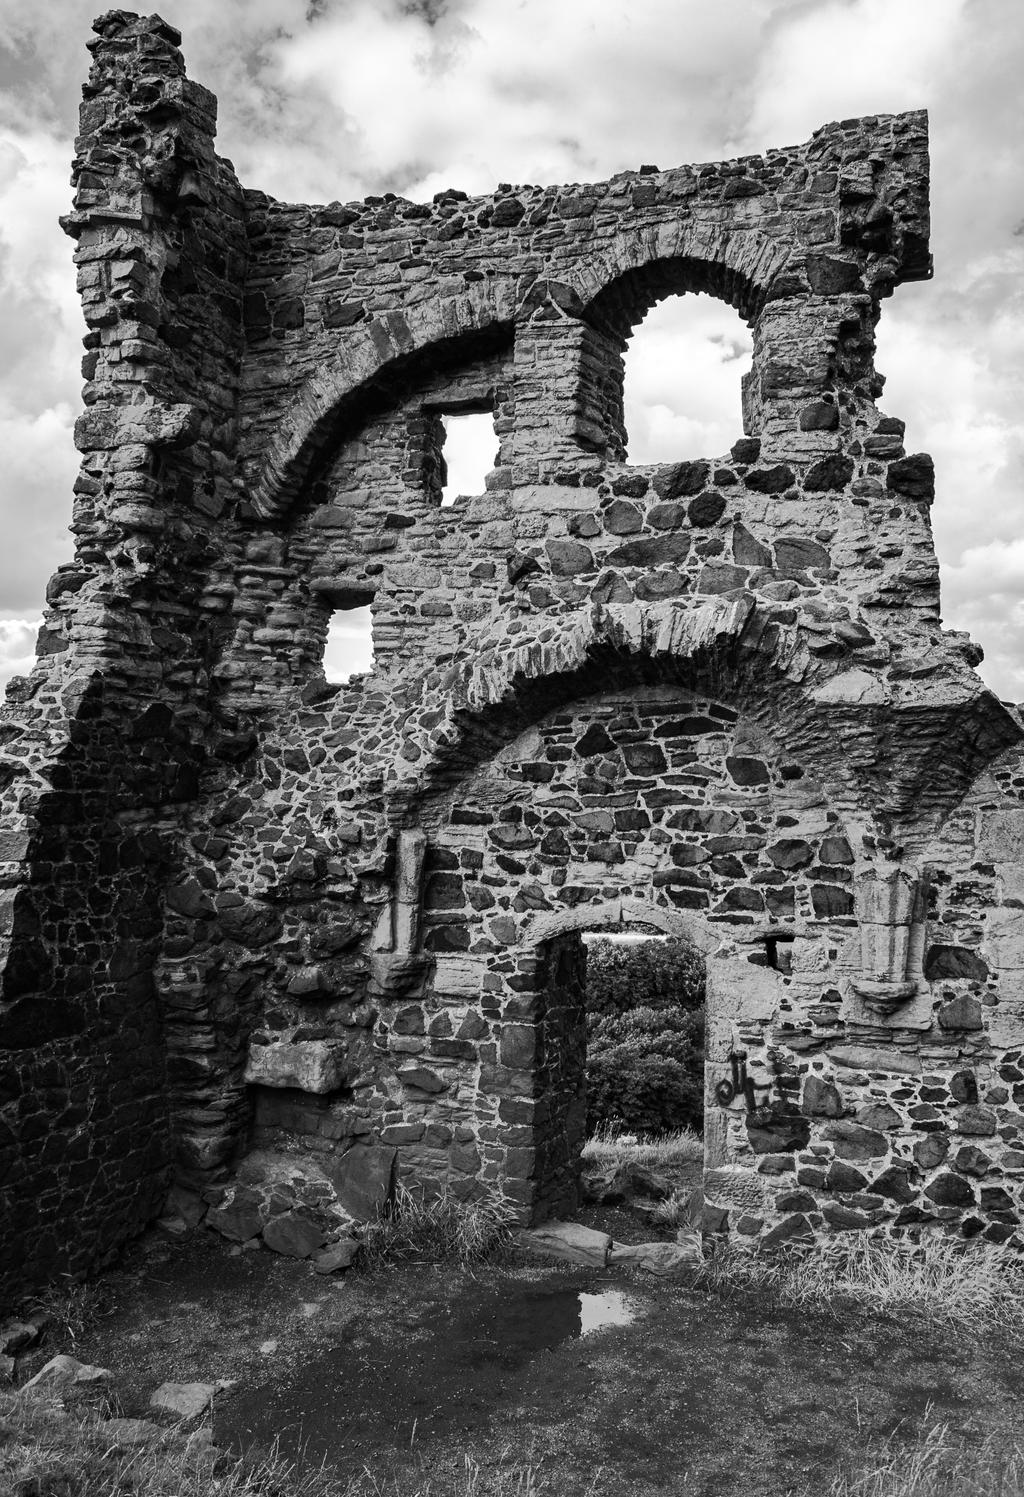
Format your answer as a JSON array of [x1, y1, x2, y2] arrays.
[[1, 11, 1023, 1293]]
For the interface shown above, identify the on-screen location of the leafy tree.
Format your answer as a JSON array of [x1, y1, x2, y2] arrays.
[[585, 937, 705, 1135]]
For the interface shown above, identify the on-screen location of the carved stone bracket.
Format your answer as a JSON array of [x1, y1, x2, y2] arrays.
[[368, 828, 432, 1002], [850, 862, 927, 1017]]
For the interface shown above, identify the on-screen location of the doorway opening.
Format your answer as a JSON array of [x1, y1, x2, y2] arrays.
[[533, 925, 706, 1230]]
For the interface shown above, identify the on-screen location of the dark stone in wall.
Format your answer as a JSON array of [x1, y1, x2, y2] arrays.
[[924, 946, 988, 982]]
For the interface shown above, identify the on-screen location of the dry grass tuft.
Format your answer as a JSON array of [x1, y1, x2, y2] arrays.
[[581, 1124, 703, 1170], [353, 1454, 545, 1496], [0, 1394, 548, 1496], [0, 1390, 331, 1496], [818, 1418, 1024, 1496], [701, 1233, 1024, 1335], [29, 1275, 116, 1348], [359, 1183, 518, 1270]]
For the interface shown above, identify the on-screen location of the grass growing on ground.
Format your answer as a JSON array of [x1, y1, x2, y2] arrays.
[[0, 1393, 545, 1496], [28, 1275, 116, 1348], [0, 1391, 331, 1496], [359, 1183, 518, 1270], [817, 1418, 1024, 1496], [702, 1233, 1024, 1335], [581, 1123, 703, 1170]]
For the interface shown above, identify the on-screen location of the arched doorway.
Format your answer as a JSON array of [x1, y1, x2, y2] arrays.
[[419, 679, 857, 1226], [531, 918, 708, 1222]]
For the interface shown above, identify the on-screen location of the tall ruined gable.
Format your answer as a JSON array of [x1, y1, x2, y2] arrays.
[[1, 10, 1023, 1293]]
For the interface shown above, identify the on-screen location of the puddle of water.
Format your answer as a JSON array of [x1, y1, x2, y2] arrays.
[[579, 1289, 634, 1335], [217, 1280, 637, 1469]]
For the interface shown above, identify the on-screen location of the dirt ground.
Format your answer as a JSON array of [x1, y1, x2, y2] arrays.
[[15, 1221, 1024, 1497]]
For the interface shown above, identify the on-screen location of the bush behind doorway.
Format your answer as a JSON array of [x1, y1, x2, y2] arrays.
[[585, 936, 705, 1137]]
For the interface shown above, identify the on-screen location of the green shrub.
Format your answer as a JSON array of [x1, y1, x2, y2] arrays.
[[585, 937, 705, 1136], [586, 935, 705, 1019]]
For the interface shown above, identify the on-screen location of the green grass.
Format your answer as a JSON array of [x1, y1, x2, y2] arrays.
[[359, 1184, 518, 1270], [27, 1275, 116, 1348], [0, 1391, 330, 1496], [0, 1392, 545, 1496], [8, 1388, 1023, 1497], [701, 1234, 1024, 1336], [817, 1418, 1024, 1496], [580, 1123, 703, 1169]]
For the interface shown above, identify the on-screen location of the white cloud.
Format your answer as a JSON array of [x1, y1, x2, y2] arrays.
[[441, 412, 496, 501], [324, 606, 373, 682], [0, 617, 41, 691], [0, 404, 76, 615], [625, 297, 752, 464], [0, 0, 1021, 697]]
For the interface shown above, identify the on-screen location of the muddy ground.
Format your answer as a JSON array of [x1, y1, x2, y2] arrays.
[[15, 1220, 1024, 1497]]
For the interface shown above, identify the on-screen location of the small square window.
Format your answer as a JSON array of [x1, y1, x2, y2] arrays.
[[323, 603, 373, 684], [438, 411, 496, 506]]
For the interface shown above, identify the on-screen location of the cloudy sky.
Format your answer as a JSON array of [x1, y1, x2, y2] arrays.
[[0, 0, 1021, 694]]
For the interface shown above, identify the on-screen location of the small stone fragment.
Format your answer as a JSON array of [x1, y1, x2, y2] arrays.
[[262, 1213, 327, 1259], [313, 1237, 360, 1274], [149, 1382, 218, 1420], [24, 1355, 111, 1394]]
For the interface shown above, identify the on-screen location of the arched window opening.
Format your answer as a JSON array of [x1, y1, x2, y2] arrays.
[[535, 925, 706, 1224], [623, 294, 752, 465], [323, 603, 374, 684], [436, 410, 497, 506]]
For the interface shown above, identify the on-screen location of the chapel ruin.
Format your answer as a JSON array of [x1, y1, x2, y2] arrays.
[[2, 10, 1024, 1294]]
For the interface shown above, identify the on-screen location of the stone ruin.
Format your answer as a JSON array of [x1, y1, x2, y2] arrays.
[[2, 8, 1024, 1294]]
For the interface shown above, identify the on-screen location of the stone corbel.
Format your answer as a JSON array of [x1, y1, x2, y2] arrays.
[[369, 828, 431, 1000], [850, 861, 927, 1017]]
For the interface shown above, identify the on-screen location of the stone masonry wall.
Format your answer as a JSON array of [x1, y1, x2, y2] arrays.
[[0, 12, 247, 1292], [2, 10, 1023, 1292]]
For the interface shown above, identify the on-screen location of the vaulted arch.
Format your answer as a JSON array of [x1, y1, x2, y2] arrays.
[[248, 279, 520, 520], [568, 220, 790, 327], [388, 595, 1018, 844]]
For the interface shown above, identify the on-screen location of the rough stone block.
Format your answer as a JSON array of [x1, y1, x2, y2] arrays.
[[244, 1039, 348, 1094], [518, 1221, 610, 1267], [326, 1145, 396, 1221]]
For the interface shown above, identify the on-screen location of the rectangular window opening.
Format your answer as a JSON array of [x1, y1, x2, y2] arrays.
[[438, 409, 497, 507], [323, 602, 374, 685]]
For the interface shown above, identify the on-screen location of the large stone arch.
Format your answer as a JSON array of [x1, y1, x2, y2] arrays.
[[249, 279, 520, 520], [569, 220, 791, 327], [413, 657, 844, 1222], [248, 222, 789, 522], [385, 594, 1018, 847]]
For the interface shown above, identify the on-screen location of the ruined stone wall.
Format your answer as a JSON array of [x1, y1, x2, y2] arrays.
[[2, 10, 1023, 1293], [0, 12, 247, 1290]]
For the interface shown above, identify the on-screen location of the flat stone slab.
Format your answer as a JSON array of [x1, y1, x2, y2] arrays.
[[517, 1221, 611, 1267], [150, 1381, 218, 1420], [608, 1237, 703, 1275], [828, 1045, 921, 1075]]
